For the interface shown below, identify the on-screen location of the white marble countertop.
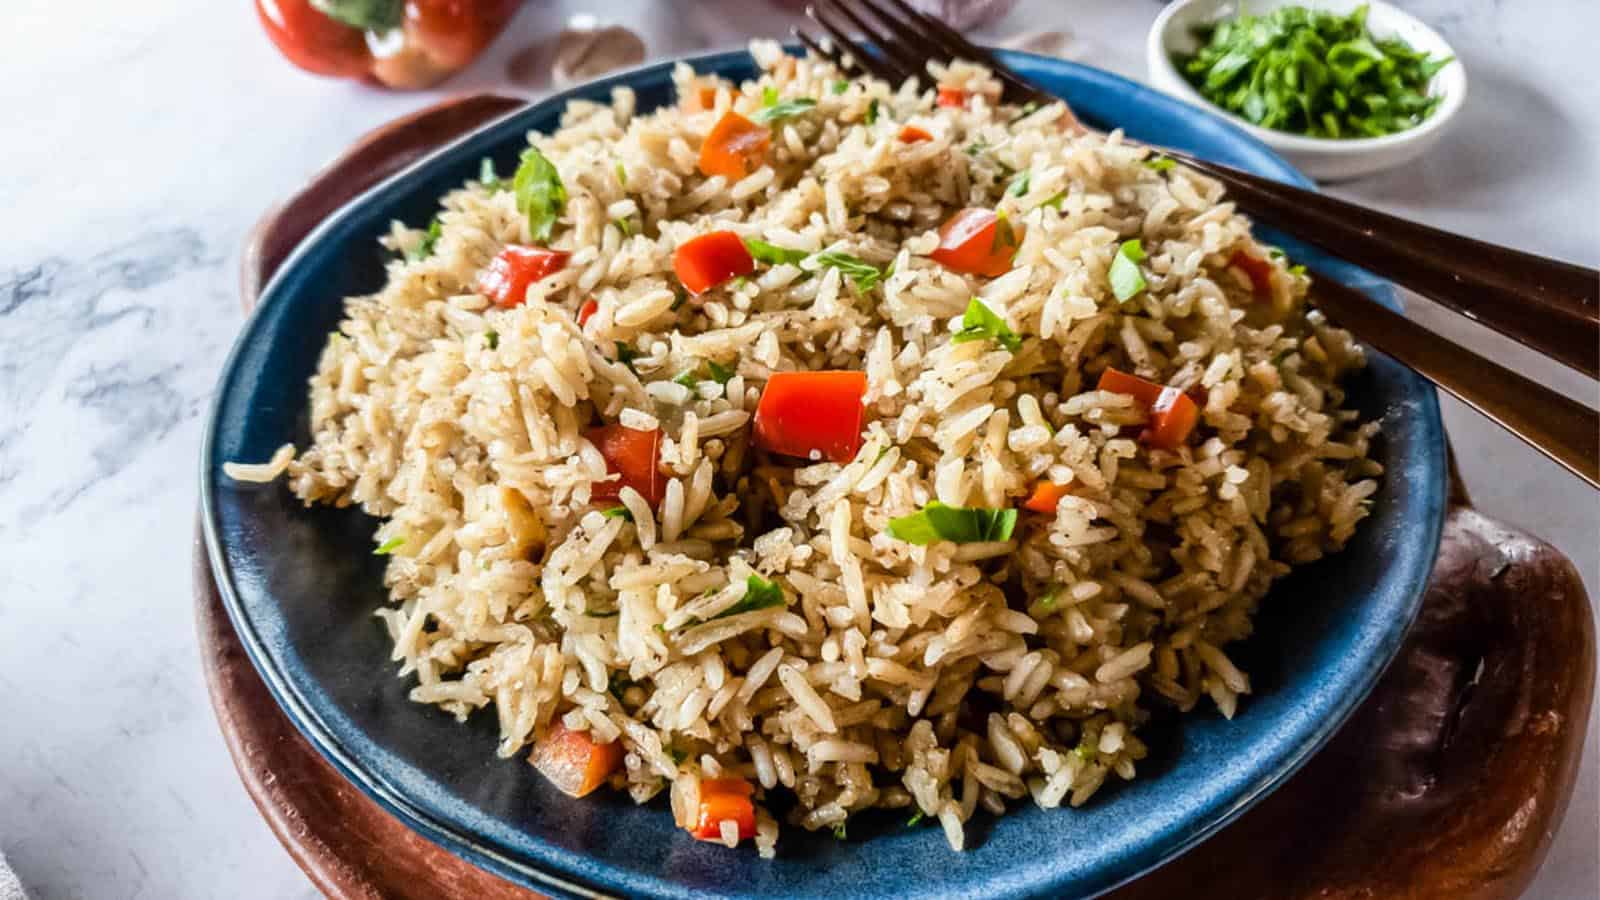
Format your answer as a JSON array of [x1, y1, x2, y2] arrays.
[[0, 0, 1594, 897]]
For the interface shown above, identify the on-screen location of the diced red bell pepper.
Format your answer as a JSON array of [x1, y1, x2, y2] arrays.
[[898, 124, 934, 143], [698, 111, 771, 181], [936, 86, 966, 108], [1229, 250, 1275, 299], [929, 208, 1023, 278], [752, 371, 867, 463], [477, 246, 571, 308], [674, 230, 755, 295], [586, 424, 664, 506], [690, 777, 757, 842], [1146, 387, 1200, 451], [1022, 481, 1073, 514], [530, 721, 623, 799], [577, 298, 599, 327], [1096, 368, 1201, 451]]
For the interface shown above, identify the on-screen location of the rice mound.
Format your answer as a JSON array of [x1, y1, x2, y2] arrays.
[[269, 43, 1382, 854]]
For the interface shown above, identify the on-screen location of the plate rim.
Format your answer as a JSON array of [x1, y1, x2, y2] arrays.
[[201, 45, 1447, 900]]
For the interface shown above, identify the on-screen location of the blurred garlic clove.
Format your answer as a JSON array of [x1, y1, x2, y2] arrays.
[[552, 17, 646, 88]]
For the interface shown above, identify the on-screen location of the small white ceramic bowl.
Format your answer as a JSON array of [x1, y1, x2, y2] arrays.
[[1147, 0, 1466, 181]]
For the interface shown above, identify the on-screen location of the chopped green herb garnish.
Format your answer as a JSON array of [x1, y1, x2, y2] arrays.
[[965, 140, 988, 156], [832, 821, 848, 840], [405, 218, 442, 263], [1109, 239, 1147, 301], [614, 160, 627, 186], [865, 99, 880, 125], [1074, 742, 1096, 761], [602, 505, 634, 521], [311, 0, 401, 30], [374, 536, 405, 555], [761, 85, 780, 106], [706, 360, 736, 385], [1176, 4, 1453, 139], [668, 746, 688, 765], [744, 237, 811, 266], [951, 298, 1021, 352], [1289, 263, 1307, 276], [1039, 191, 1068, 211], [670, 286, 688, 311], [753, 98, 817, 124], [810, 252, 884, 292], [708, 574, 787, 620], [614, 217, 633, 236], [728, 276, 750, 291], [1143, 157, 1176, 173], [484, 330, 499, 350], [907, 811, 927, 827], [479, 157, 503, 191], [513, 145, 567, 242], [1006, 171, 1031, 197], [1266, 246, 1286, 259], [673, 369, 699, 388], [831, 79, 850, 95], [887, 502, 1018, 545], [614, 342, 642, 370]]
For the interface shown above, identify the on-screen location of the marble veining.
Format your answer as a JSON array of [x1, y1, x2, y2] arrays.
[[0, 1, 1593, 898]]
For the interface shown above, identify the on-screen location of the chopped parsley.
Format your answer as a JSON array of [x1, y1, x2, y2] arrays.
[[373, 536, 405, 555], [484, 330, 499, 350], [1006, 171, 1031, 197], [1109, 239, 1147, 301], [513, 145, 567, 242], [601, 505, 634, 521], [812, 251, 884, 292], [668, 746, 688, 765], [706, 359, 737, 385], [404, 218, 442, 263], [887, 502, 1018, 545], [614, 217, 633, 236], [832, 820, 848, 840], [753, 98, 818, 124], [831, 79, 850, 94], [1143, 156, 1176, 173], [479, 157, 503, 191], [865, 98, 880, 125], [1039, 190, 1068, 211], [950, 298, 1021, 352], [672, 369, 699, 388], [744, 237, 810, 266], [907, 811, 927, 827], [708, 574, 787, 620], [614, 160, 627, 186]]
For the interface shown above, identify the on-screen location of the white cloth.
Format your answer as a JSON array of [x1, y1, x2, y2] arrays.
[[0, 850, 27, 900]]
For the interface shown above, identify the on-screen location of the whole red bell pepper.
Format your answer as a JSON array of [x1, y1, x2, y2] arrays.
[[256, 0, 520, 89]]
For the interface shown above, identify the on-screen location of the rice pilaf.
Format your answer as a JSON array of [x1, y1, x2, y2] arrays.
[[243, 42, 1382, 854]]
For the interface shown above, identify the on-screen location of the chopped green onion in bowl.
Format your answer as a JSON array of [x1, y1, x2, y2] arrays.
[[1174, 4, 1453, 140]]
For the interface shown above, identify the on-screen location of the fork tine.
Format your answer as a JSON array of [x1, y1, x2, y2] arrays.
[[876, 0, 1055, 108], [804, 4, 913, 85], [791, 28, 843, 71], [816, 0, 928, 86]]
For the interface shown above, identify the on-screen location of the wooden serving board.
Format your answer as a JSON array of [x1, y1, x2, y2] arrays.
[[196, 94, 1595, 900]]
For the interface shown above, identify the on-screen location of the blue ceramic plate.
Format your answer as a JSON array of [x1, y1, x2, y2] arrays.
[[202, 48, 1446, 900]]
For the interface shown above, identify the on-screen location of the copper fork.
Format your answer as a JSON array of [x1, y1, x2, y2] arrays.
[[796, 0, 1600, 489]]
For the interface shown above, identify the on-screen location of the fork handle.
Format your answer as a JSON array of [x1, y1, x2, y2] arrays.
[[1168, 152, 1600, 379], [1309, 269, 1599, 488]]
